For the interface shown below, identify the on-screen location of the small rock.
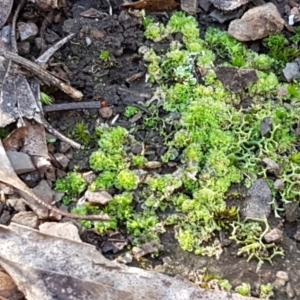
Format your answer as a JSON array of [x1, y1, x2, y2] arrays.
[[286, 282, 295, 298], [53, 153, 70, 169], [6, 151, 35, 175], [115, 252, 133, 264], [11, 211, 39, 229], [283, 60, 300, 82], [291, 7, 300, 23], [90, 28, 106, 40], [59, 142, 71, 153], [0, 182, 14, 195], [53, 192, 64, 204], [0, 270, 24, 300], [145, 161, 162, 169], [19, 170, 40, 188], [35, 37, 43, 49], [17, 41, 30, 55], [129, 113, 143, 123], [17, 22, 39, 41], [0, 210, 11, 225], [131, 143, 143, 154], [272, 278, 286, 289], [39, 222, 82, 242], [277, 86, 289, 98], [228, 3, 285, 42], [210, 7, 245, 24], [181, 0, 197, 14], [99, 107, 113, 119], [262, 157, 280, 175], [32, 180, 59, 220], [276, 271, 289, 282], [132, 241, 161, 259], [56, 168, 66, 178], [284, 202, 298, 222], [260, 117, 273, 136], [242, 179, 272, 219], [6, 197, 27, 212], [215, 67, 258, 93], [85, 190, 113, 205], [162, 256, 172, 265], [199, 0, 212, 11], [44, 29, 60, 44], [44, 164, 56, 182], [209, 0, 249, 11], [274, 179, 284, 190], [82, 171, 97, 185], [264, 228, 283, 243]]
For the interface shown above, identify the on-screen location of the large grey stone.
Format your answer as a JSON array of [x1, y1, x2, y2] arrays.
[[242, 179, 272, 219], [6, 151, 36, 175]]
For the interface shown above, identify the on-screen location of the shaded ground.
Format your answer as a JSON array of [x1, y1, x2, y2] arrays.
[[4, 0, 300, 299]]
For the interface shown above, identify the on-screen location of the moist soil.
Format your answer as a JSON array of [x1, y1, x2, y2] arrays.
[[8, 0, 300, 298]]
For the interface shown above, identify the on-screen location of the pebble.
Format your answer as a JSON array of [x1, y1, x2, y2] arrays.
[[264, 228, 283, 243], [99, 107, 113, 119], [276, 271, 289, 282], [39, 222, 82, 242], [85, 190, 113, 205], [11, 211, 39, 229]]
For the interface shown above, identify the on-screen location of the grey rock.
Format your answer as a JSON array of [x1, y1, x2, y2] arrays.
[[54, 153, 70, 169], [264, 228, 283, 243], [181, 0, 197, 15], [209, 0, 249, 11], [0, 211, 11, 225], [215, 67, 258, 93], [17, 41, 30, 55], [85, 190, 113, 205], [286, 282, 295, 298], [228, 3, 285, 41], [6, 198, 27, 212], [17, 22, 38, 41], [274, 179, 284, 190], [262, 157, 280, 176], [32, 180, 60, 220], [44, 29, 60, 44], [82, 171, 97, 185], [59, 141, 71, 153], [242, 179, 272, 219], [39, 222, 82, 242], [199, 0, 212, 11], [260, 117, 273, 136], [283, 61, 300, 82], [210, 7, 245, 24], [284, 202, 298, 222], [6, 151, 35, 175], [11, 211, 39, 229]]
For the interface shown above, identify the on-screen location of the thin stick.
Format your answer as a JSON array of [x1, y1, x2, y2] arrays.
[[11, 0, 27, 53], [41, 116, 81, 149], [0, 49, 83, 100]]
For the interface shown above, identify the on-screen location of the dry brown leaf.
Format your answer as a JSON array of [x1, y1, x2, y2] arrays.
[[0, 223, 257, 300]]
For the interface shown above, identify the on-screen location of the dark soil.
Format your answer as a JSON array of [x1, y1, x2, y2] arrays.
[[6, 0, 300, 299]]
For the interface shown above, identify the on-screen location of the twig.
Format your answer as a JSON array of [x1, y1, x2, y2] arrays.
[[0, 49, 83, 100], [41, 116, 81, 149], [43, 101, 101, 113], [11, 0, 26, 53]]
